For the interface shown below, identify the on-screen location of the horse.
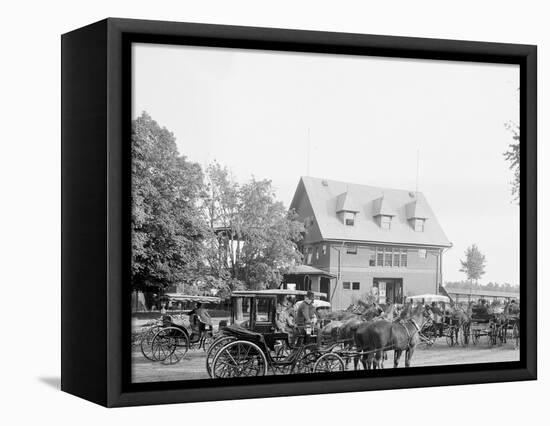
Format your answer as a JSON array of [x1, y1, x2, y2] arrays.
[[354, 303, 432, 370], [444, 302, 472, 344]]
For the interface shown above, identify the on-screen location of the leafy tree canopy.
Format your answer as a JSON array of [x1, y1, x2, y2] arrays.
[[504, 121, 519, 203], [459, 244, 487, 284], [204, 163, 304, 291], [131, 112, 206, 291]]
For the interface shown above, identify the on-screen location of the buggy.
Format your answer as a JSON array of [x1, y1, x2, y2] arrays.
[[139, 294, 220, 364], [206, 289, 334, 377]]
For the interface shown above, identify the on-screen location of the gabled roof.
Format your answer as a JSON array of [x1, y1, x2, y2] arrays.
[[405, 198, 431, 219], [290, 176, 451, 247], [336, 191, 360, 213], [372, 196, 397, 217]]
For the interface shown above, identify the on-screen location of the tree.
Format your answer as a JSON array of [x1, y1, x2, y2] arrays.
[[238, 178, 304, 289], [459, 244, 487, 285], [131, 112, 207, 291], [504, 121, 519, 203], [204, 164, 304, 291]]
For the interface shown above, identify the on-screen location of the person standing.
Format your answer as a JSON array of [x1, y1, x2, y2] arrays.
[[296, 291, 316, 326]]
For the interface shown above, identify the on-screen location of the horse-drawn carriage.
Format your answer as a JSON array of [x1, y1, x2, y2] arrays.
[[206, 289, 338, 377], [440, 299, 520, 348], [139, 294, 220, 364], [467, 301, 520, 347]]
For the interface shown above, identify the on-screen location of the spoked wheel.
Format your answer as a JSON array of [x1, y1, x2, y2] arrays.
[[151, 326, 189, 364], [274, 341, 292, 361], [294, 346, 319, 374], [200, 332, 215, 352], [313, 353, 345, 373], [206, 335, 236, 378], [212, 340, 267, 378], [140, 325, 162, 361]]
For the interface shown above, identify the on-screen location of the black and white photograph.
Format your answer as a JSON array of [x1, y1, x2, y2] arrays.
[[130, 43, 522, 383]]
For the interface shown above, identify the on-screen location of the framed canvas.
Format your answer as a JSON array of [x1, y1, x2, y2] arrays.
[[61, 18, 537, 407]]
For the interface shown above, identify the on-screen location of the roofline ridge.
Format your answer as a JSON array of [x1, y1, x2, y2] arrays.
[[301, 175, 424, 195]]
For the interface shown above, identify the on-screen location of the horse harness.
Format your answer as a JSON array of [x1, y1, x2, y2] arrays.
[[399, 318, 422, 347]]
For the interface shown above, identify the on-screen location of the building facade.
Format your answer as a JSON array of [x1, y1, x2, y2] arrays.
[[289, 177, 452, 310]]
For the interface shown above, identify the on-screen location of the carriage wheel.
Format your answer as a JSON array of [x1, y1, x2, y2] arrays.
[[140, 325, 162, 361], [212, 340, 267, 378], [206, 335, 236, 378], [274, 341, 292, 361], [313, 353, 345, 373], [294, 346, 319, 374], [151, 327, 189, 364], [200, 331, 215, 352]]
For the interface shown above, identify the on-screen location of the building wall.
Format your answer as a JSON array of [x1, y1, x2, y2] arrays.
[[306, 242, 441, 310]]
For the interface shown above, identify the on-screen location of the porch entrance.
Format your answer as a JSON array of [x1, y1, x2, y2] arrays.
[[373, 278, 403, 304]]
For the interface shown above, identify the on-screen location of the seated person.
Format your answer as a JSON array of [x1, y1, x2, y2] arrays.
[[276, 295, 296, 345], [187, 302, 212, 339]]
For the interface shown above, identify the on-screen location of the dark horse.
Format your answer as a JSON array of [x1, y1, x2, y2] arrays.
[[354, 303, 432, 369]]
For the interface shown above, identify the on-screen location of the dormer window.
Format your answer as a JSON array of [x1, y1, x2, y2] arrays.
[[372, 196, 396, 230], [406, 198, 429, 232], [344, 211, 355, 226], [336, 191, 360, 226], [380, 215, 392, 230], [414, 218, 425, 232]]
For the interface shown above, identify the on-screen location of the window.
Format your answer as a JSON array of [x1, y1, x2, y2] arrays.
[[393, 250, 401, 267], [384, 247, 393, 266], [418, 249, 427, 259], [373, 246, 407, 268], [401, 249, 408, 267], [380, 215, 392, 229], [376, 250, 384, 266], [352, 282, 360, 290], [369, 251, 376, 266], [315, 247, 319, 260], [343, 281, 351, 290], [346, 245, 357, 255], [306, 247, 312, 264], [322, 245, 327, 256], [344, 211, 355, 226], [414, 218, 425, 232]]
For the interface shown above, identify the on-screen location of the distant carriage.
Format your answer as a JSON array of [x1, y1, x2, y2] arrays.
[[139, 294, 220, 364]]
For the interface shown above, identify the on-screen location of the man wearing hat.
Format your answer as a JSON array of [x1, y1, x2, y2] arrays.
[[296, 290, 317, 331]]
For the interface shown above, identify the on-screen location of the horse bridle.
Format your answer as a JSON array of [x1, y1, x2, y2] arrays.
[[399, 310, 431, 347]]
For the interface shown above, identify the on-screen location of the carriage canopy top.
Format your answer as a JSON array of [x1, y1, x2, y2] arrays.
[[231, 289, 328, 299], [163, 293, 222, 304], [406, 294, 450, 304]]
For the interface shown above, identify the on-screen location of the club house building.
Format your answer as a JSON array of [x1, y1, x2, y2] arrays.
[[288, 177, 452, 310]]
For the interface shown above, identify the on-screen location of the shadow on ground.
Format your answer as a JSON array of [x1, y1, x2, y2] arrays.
[[38, 377, 61, 390]]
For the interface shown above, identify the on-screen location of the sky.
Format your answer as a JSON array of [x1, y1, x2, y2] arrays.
[[132, 43, 520, 286]]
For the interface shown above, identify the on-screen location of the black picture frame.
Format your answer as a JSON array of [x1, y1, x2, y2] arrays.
[[61, 18, 537, 407]]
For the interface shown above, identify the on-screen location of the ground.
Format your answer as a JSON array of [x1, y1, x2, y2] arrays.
[[132, 323, 520, 383]]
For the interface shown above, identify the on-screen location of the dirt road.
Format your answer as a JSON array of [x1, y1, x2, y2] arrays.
[[132, 339, 520, 383]]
